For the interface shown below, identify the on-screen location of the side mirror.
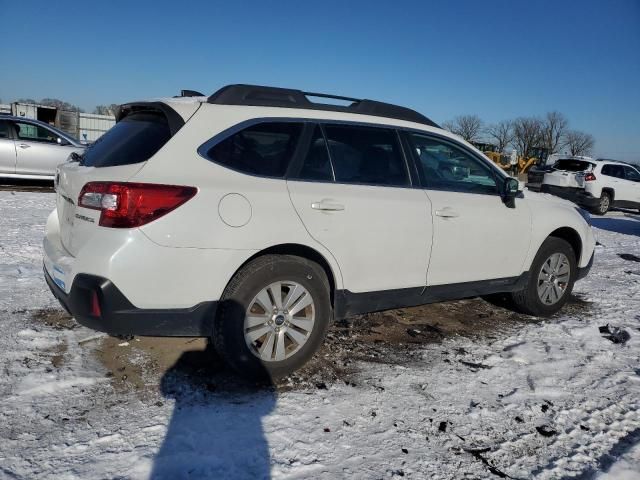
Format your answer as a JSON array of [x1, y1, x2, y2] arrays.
[[502, 177, 520, 208], [57, 137, 69, 146]]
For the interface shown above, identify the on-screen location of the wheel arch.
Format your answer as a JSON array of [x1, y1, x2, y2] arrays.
[[548, 227, 582, 264], [602, 187, 615, 201], [231, 243, 341, 307]]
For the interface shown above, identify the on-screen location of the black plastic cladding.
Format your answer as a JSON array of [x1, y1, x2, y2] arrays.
[[207, 84, 440, 128]]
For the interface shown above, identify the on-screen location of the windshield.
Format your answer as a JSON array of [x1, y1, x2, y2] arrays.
[[553, 159, 594, 172], [80, 112, 171, 168]]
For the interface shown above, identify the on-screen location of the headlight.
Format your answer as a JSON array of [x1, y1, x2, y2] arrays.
[[575, 207, 592, 226]]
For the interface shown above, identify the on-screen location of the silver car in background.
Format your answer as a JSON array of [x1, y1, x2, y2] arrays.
[[0, 115, 85, 180]]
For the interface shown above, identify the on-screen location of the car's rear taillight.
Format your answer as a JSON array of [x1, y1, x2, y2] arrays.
[[584, 172, 596, 182], [78, 182, 197, 228]]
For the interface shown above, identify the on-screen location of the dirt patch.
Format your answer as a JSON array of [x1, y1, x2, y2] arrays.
[[49, 342, 68, 368], [30, 308, 78, 330], [286, 297, 536, 389], [89, 295, 593, 398], [95, 336, 210, 398]]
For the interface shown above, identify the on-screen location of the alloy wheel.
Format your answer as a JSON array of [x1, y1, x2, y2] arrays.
[[536, 253, 571, 305], [244, 281, 315, 362]]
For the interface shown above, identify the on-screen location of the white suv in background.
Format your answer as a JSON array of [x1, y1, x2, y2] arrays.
[[580, 160, 640, 215], [43, 85, 596, 379], [541, 158, 640, 215]]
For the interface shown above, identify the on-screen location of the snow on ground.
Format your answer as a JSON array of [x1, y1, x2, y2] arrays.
[[0, 190, 639, 479]]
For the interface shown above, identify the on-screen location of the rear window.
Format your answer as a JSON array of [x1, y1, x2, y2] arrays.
[[81, 112, 171, 168], [553, 159, 593, 172]]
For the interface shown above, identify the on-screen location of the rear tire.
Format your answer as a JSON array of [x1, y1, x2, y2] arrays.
[[509, 237, 577, 317], [591, 191, 611, 215], [213, 255, 331, 380]]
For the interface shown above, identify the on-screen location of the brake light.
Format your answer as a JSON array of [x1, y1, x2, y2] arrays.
[[78, 182, 197, 228], [584, 172, 596, 182]]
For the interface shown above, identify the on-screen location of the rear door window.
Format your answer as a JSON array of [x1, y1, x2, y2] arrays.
[[81, 112, 171, 168], [206, 122, 303, 178], [290, 125, 334, 182], [0, 121, 10, 139], [601, 164, 625, 179], [322, 124, 409, 187]]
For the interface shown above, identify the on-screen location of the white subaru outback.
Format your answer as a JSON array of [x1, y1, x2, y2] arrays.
[[43, 85, 596, 379]]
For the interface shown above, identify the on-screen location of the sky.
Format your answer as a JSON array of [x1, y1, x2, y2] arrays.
[[1, 0, 639, 161]]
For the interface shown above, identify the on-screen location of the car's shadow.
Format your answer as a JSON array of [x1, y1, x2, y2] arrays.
[[150, 343, 276, 480], [591, 214, 640, 237]]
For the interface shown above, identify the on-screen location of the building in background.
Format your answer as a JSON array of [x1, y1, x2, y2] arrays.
[[0, 102, 115, 143]]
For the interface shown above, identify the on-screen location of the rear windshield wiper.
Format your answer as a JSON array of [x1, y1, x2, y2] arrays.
[[70, 151, 84, 164]]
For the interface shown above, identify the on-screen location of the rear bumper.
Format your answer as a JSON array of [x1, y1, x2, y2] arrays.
[[540, 184, 581, 201], [575, 191, 600, 209], [44, 266, 216, 336], [540, 184, 600, 209]]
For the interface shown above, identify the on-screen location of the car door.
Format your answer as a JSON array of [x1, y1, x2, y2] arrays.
[[404, 131, 532, 286], [13, 121, 76, 176], [601, 164, 625, 198], [622, 166, 640, 205], [287, 123, 432, 293], [0, 120, 17, 175]]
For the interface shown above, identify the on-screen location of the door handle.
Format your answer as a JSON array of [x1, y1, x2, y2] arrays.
[[18, 144, 31, 149], [311, 201, 345, 211], [435, 208, 459, 218]]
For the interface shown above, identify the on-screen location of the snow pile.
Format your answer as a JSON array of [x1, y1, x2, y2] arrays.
[[0, 191, 639, 479]]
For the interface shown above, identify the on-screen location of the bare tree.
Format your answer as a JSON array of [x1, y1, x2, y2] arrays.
[[442, 115, 484, 142], [541, 111, 569, 154], [485, 120, 514, 152], [512, 117, 543, 159], [565, 130, 595, 156], [39, 98, 84, 112], [93, 104, 119, 116]]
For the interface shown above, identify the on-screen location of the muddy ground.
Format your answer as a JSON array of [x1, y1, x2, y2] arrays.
[[30, 293, 593, 401]]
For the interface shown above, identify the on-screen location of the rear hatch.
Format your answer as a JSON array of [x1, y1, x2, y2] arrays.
[[55, 103, 186, 257], [543, 159, 595, 189]]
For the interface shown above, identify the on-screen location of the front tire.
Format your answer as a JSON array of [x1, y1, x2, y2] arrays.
[[213, 255, 331, 380], [592, 191, 611, 215], [509, 237, 577, 317]]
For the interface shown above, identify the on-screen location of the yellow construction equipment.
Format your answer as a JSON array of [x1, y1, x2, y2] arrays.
[[472, 142, 549, 175]]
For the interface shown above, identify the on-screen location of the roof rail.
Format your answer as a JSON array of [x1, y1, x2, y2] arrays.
[[207, 84, 439, 128]]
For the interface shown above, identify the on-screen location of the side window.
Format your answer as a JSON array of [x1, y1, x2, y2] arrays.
[[291, 125, 333, 182], [602, 164, 624, 179], [407, 133, 498, 194], [15, 122, 58, 143], [206, 122, 303, 177], [0, 121, 10, 139], [322, 124, 409, 187], [624, 166, 640, 182]]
